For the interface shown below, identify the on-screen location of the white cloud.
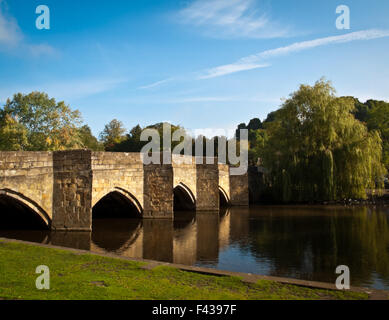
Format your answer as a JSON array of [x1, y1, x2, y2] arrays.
[[202, 29, 389, 78], [28, 44, 57, 57], [198, 63, 270, 79], [0, 1, 55, 56], [138, 78, 174, 90], [0, 1, 21, 46], [177, 0, 289, 39]]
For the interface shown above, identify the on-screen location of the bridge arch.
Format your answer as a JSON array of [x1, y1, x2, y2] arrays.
[[219, 186, 230, 208], [92, 187, 143, 219], [174, 183, 196, 211], [0, 189, 51, 229]]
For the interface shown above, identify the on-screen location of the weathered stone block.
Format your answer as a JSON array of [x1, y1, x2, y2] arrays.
[[143, 164, 173, 218], [229, 171, 249, 206], [196, 162, 219, 211], [52, 150, 92, 231]]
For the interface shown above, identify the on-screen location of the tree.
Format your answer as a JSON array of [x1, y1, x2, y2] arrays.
[[248, 129, 267, 165], [78, 125, 104, 151], [99, 119, 127, 150], [260, 79, 386, 202], [247, 118, 262, 131], [235, 123, 247, 141], [349, 98, 389, 170], [235, 118, 265, 164], [112, 124, 146, 152], [364, 100, 389, 170], [0, 113, 28, 150], [1, 92, 83, 151]]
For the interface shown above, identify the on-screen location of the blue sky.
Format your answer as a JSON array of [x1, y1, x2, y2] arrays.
[[0, 0, 389, 137]]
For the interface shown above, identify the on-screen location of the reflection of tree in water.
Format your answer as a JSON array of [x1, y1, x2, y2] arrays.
[[346, 207, 389, 286], [243, 206, 389, 287], [92, 219, 142, 254], [229, 207, 250, 249]]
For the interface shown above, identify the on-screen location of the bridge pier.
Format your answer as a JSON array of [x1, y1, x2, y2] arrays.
[[196, 162, 219, 211], [143, 163, 174, 219], [52, 150, 93, 231]]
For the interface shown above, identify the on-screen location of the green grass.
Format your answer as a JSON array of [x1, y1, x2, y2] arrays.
[[0, 240, 369, 300]]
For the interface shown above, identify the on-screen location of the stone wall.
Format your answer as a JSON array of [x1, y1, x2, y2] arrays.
[[196, 160, 219, 211], [0, 151, 53, 226], [229, 171, 249, 206], [52, 150, 92, 231], [172, 155, 197, 193], [0, 150, 250, 231], [143, 164, 174, 218], [91, 152, 144, 210], [172, 154, 197, 206], [218, 164, 230, 202]]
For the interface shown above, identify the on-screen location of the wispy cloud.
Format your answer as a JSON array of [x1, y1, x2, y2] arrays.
[[138, 78, 175, 90], [198, 63, 270, 79], [0, 1, 56, 56], [0, 0, 21, 47], [201, 29, 389, 78], [177, 0, 289, 39]]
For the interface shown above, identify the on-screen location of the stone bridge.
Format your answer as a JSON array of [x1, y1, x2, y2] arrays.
[[0, 150, 249, 231]]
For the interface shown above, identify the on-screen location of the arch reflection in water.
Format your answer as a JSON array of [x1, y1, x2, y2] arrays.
[[91, 219, 143, 257]]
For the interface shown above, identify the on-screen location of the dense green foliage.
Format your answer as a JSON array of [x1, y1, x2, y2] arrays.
[[99, 119, 127, 151], [0, 241, 369, 300], [353, 99, 389, 170], [78, 125, 104, 151], [0, 92, 84, 151], [111, 122, 187, 152], [240, 80, 386, 202]]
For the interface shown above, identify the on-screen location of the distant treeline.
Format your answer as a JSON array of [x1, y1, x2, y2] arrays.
[[1, 79, 388, 202]]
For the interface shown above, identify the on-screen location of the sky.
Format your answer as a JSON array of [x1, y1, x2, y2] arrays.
[[0, 0, 389, 137]]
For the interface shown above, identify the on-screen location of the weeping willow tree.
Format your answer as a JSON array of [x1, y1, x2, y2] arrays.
[[261, 79, 386, 202]]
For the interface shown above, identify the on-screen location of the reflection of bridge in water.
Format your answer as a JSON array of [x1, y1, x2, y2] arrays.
[[90, 209, 245, 265], [1, 208, 251, 266]]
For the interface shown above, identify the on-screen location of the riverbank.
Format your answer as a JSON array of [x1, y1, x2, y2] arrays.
[[254, 190, 389, 206], [0, 238, 384, 300]]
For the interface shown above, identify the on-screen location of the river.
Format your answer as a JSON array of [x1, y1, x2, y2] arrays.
[[1, 205, 389, 290]]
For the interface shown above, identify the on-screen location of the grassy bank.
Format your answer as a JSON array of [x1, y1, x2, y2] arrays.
[[0, 240, 369, 300]]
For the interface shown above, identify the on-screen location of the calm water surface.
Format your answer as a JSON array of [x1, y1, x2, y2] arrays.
[[1, 205, 389, 290]]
